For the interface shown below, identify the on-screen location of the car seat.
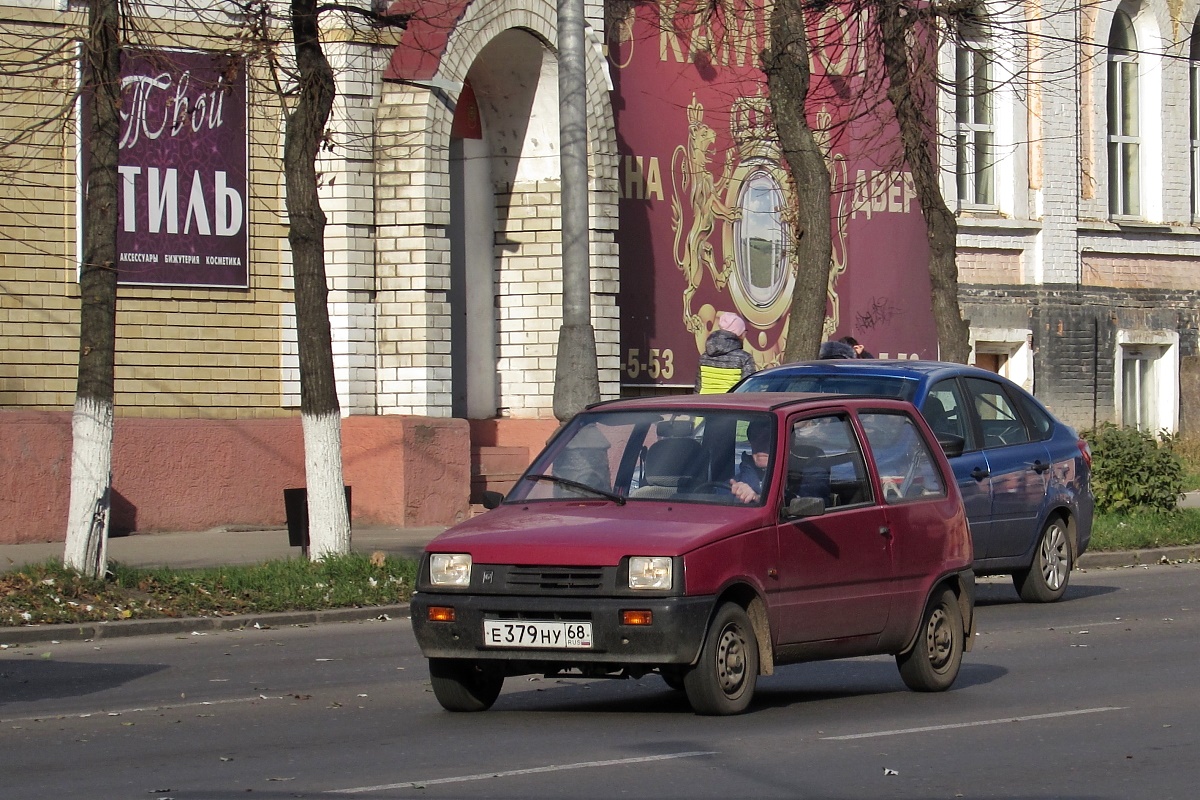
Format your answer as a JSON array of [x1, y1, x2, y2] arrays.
[[630, 422, 705, 499]]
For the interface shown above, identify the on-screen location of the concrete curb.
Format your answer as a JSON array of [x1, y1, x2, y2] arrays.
[[1076, 545, 1200, 570], [0, 604, 411, 647]]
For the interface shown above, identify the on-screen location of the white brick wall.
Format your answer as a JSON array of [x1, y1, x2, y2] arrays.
[[371, 0, 621, 418], [946, 0, 1200, 294]]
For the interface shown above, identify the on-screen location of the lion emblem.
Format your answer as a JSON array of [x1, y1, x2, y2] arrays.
[[671, 95, 741, 333]]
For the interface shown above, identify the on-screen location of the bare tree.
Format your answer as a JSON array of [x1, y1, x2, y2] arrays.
[[761, 0, 833, 363], [280, 0, 409, 558], [874, 0, 971, 362], [281, 0, 352, 559], [64, 0, 122, 576]]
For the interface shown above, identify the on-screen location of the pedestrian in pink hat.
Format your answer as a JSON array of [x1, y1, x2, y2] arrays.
[[695, 312, 757, 393]]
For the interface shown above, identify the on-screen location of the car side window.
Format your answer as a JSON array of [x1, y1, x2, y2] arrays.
[[923, 380, 977, 452], [789, 415, 873, 508], [859, 411, 947, 503], [964, 377, 1030, 448], [1015, 391, 1054, 441]]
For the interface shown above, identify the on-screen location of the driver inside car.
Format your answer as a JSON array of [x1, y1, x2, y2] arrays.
[[729, 419, 773, 504]]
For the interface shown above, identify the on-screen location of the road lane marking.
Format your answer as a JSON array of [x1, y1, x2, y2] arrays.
[[329, 751, 718, 794], [821, 706, 1126, 740], [0, 694, 285, 724]]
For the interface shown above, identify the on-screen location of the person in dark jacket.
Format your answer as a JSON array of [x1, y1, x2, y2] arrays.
[[818, 339, 857, 360], [839, 335, 875, 358], [729, 418, 772, 503], [695, 312, 756, 393]]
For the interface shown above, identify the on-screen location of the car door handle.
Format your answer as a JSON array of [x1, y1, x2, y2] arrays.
[[971, 466, 990, 481], [1031, 460, 1050, 474], [879, 526, 891, 539]]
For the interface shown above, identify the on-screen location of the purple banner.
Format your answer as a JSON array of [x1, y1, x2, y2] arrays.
[[115, 50, 248, 287]]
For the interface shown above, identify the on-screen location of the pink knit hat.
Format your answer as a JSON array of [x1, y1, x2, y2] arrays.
[[718, 312, 746, 338]]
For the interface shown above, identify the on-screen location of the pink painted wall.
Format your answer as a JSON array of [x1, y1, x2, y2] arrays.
[[0, 411, 470, 544], [468, 418, 561, 455]]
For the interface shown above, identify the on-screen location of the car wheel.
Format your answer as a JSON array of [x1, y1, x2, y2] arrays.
[[683, 602, 759, 715], [896, 588, 964, 692], [1013, 517, 1071, 603], [428, 658, 504, 712]]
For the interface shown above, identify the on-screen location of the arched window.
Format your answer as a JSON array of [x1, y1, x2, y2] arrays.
[[1191, 21, 1200, 217], [1108, 9, 1139, 216], [955, 20, 995, 207]]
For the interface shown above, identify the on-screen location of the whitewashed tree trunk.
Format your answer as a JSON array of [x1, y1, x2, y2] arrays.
[[63, 397, 114, 574], [303, 410, 350, 559], [284, 0, 351, 559], [65, 0, 121, 578]]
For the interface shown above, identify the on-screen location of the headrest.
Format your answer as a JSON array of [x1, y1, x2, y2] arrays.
[[656, 419, 694, 438]]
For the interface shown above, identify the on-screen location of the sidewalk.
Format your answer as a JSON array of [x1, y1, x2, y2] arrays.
[[7, 490, 1198, 572], [0, 524, 447, 572]]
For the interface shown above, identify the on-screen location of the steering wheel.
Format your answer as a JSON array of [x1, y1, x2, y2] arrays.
[[690, 480, 734, 495]]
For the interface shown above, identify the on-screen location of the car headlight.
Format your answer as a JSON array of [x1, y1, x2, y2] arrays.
[[628, 556, 672, 590], [429, 553, 472, 587]]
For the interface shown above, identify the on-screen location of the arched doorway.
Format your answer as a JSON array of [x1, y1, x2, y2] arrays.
[[448, 28, 561, 419], [448, 81, 496, 419]]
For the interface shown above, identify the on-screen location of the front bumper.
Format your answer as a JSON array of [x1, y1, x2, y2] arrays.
[[410, 592, 715, 668]]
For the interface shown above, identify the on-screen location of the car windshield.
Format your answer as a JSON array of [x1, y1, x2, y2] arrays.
[[736, 371, 918, 401], [506, 409, 777, 506]]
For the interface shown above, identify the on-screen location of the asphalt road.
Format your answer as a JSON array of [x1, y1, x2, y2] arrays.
[[2, 564, 1199, 799]]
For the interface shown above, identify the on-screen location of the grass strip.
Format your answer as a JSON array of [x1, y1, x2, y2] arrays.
[[1, 552, 416, 627], [1090, 508, 1200, 552]]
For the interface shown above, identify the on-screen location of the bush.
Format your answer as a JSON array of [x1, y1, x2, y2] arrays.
[[1082, 423, 1185, 513]]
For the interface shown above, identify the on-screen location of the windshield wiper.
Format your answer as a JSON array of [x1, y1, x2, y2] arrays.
[[523, 474, 626, 505]]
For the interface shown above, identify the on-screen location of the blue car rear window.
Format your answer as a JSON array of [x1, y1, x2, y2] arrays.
[[737, 373, 919, 401]]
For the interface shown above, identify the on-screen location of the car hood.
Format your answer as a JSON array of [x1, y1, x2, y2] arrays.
[[424, 501, 761, 565]]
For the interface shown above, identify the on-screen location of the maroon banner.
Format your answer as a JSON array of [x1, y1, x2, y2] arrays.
[[609, 1, 936, 386], [113, 50, 248, 287]]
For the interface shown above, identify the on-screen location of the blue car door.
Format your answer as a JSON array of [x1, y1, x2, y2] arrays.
[[964, 377, 1047, 559], [922, 380, 992, 561]]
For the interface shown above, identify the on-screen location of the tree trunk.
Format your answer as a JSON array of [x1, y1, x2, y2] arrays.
[[64, 0, 121, 577], [284, 0, 350, 559], [763, 0, 833, 363], [876, 0, 971, 363]]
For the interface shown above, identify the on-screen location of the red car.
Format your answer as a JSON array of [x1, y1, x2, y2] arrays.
[[411, 393, 976, 715]]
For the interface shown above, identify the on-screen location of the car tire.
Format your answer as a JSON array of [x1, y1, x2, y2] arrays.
[[896, 588, 964, 692], [1013, 516, 1071, 603], [683, 602, 758, 715], [428, 658, 504, 712]]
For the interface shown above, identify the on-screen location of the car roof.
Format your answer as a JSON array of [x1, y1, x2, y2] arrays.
[[740, 359, 1011, 385], [584, 391, 914, 415]]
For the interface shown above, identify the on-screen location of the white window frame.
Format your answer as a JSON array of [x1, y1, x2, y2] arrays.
[[1191, 26, 1200, 218], [955, 44, 996, 209], [968, 327, 1033, 392], [1115, 330, 1179, 434], [1108, 9, 1140, 218]]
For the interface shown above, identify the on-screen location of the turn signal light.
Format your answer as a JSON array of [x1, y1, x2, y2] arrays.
[[621, 610, 653, 626], [427, 606, 456, 622]]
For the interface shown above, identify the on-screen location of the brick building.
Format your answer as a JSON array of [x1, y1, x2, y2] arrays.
[[1, 0, 1198, 543]]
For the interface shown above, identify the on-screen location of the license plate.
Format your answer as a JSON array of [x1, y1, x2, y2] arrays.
[[483, 620, 593, 649]]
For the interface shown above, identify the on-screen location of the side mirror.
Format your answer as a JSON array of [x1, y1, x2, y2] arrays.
[[937, 433, 965, 459], [783, 495, 826, 519], [481, 490, 505, 510]]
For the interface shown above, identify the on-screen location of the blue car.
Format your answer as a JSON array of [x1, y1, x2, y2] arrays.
[[735, 360, 1094, 602]]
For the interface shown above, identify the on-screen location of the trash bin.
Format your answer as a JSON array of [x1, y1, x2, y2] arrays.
[[284, 485, 352, 551]]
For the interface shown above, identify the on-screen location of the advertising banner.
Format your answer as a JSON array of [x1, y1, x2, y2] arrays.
[[100, 50, 249, 287], [609, 1, 937, 386]]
